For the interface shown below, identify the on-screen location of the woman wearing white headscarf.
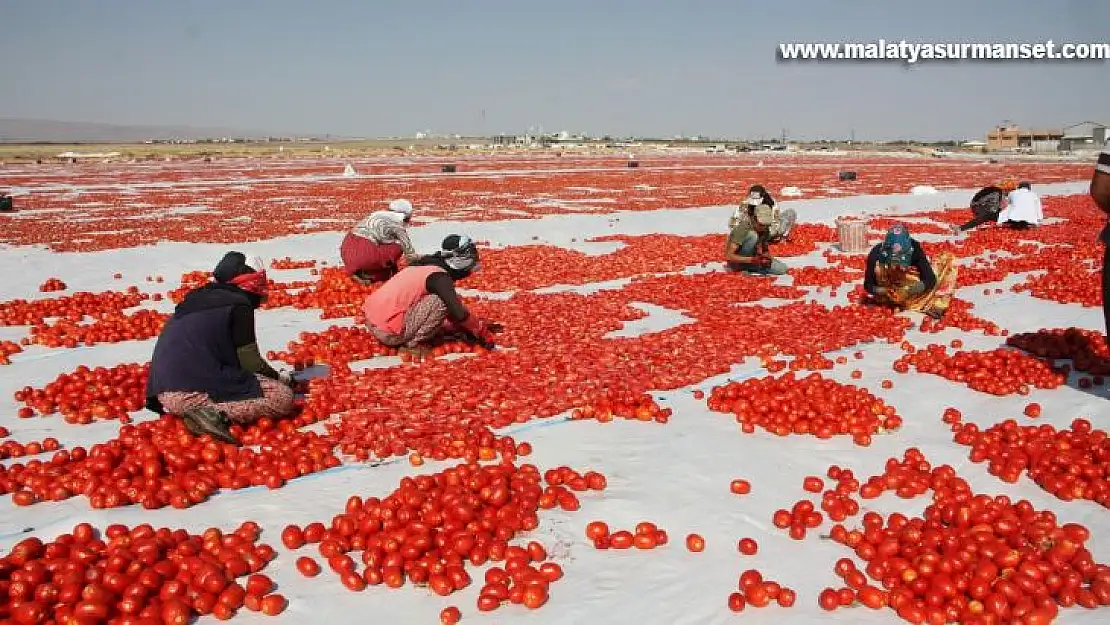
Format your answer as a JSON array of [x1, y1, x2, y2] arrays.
[[362, 235, 497, 357], [341, 198, 421, 283]]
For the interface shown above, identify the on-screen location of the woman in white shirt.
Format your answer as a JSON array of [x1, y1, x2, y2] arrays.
[[997, 182, 1043, 229]]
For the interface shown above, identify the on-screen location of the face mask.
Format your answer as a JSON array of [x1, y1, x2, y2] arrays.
[[747, 194, 763, 206]]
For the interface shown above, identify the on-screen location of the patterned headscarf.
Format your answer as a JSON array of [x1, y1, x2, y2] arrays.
[[878, 225, 913, 267], [440, 234, 479, 274]]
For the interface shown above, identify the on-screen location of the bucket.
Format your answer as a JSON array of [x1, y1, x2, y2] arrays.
[[442, 164, 457, 173], [0, 196, 12, 212], [836, 217, 869, 253], [838, 171, 857, 181]]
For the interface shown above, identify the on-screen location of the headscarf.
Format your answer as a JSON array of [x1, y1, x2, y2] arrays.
[[213, 252, 269, 298], [877, 225, 913, 267], [389, 198, 414, 219], [410, 234, 480, 280], [746, 185, 775, 208]]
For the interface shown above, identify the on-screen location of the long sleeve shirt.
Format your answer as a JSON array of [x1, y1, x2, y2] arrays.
[[351, 211, 418, 259], [863, 239, 937, 294]]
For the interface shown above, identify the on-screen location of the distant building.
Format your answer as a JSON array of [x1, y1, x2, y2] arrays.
[[490, 134, 523, 146], [1059, 122, 1108, 152], [986, 125, 1062, 152]]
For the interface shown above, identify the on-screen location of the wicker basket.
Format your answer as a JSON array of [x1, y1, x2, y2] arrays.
[[836, 217, 870, 253]]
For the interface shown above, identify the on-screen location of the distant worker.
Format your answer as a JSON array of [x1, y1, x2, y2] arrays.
[[362, 235, 497, 359], [729, 185, 797, 242], [146, 252, 297, 444], [864, 224, 957, 319], [997, 181, 1043, 229], [341, 199, 421, 284], [725, 203, 789, 275], [1090, 139, 1110, 346], [951, 182, 1012, 234]]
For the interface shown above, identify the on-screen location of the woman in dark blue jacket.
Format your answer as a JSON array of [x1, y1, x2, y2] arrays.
[[146, 252, 295, 444]]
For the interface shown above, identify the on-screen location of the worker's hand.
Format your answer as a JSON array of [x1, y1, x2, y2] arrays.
[[872, 286, 888, 298], [277, 370, 295, 387], [753, 255, 773, 269], [905, 281, 927, 297], [461, 315, 496, 346]]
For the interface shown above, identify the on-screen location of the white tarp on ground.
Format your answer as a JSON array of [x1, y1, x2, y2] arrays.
[[0, 179, 1106, 625]]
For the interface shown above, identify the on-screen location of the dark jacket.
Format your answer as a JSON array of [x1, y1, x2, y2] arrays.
[[863, 239, 937, 294], [970, 186, 1004, 219], [145, 283, 263, 408]]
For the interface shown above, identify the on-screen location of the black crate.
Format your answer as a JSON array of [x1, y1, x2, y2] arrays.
[[0, 195, 13, 212], [627, 161, 639, 168], [442, 164, 457, 173], [838, 171, 857, 181]]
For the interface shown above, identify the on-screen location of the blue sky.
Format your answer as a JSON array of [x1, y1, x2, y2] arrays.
[[1, 0, 1108, 140]]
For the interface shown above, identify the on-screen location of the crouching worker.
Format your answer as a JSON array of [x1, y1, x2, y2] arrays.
[[864, 225, 958, 319], [952, 183, 1009, 234], [341, 198, 421, 284], [730, 185, 797, 242], [997, 182, 1043, 229], [145, 252, 296, 444], [363, 234, 496, 358], [725, 204, 789, 275]]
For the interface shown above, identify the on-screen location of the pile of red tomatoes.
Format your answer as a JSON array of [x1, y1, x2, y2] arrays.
[[585, 521, 668, 551], [1007, 328, 1110, 376], [1, 521, 285, 623], [29, 309, 168, 348], [0, 289, 147, 326], [328, 406, 526, 464], [706, 372, 901, 444], [0, 415, 339, 509], [893, 346, 1066, 395], [15, 363, 150, 424], [569, 390, 671, 424], [38, 277, 67, 292], [953, 416, 1110, 507], [826, 448, 1110, 623], [0, 339, 23, 364], [282, 462, 602, 615], [918, 298, 1004, 336]]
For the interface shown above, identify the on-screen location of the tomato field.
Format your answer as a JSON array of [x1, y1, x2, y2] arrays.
[[0, 153, 1107, 624]]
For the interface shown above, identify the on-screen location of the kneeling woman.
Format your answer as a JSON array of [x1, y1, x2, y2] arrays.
[[363, 235, 496, 356], [341, 198, 421, 284], [864, 225, 958, 319], [146, 252, 296, 444]]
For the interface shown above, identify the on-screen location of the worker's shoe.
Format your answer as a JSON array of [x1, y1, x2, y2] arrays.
[[182, 406, 239, 445]]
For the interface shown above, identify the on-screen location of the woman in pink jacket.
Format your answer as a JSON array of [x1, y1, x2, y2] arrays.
[[362, 235, 496, 357]]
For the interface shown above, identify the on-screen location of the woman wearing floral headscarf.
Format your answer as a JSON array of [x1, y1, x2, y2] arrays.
[[864, 224, 958, 319], [363, 234, 498, 357]]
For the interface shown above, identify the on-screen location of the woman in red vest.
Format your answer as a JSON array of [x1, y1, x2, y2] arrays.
[[363, 234, 495, 357]]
